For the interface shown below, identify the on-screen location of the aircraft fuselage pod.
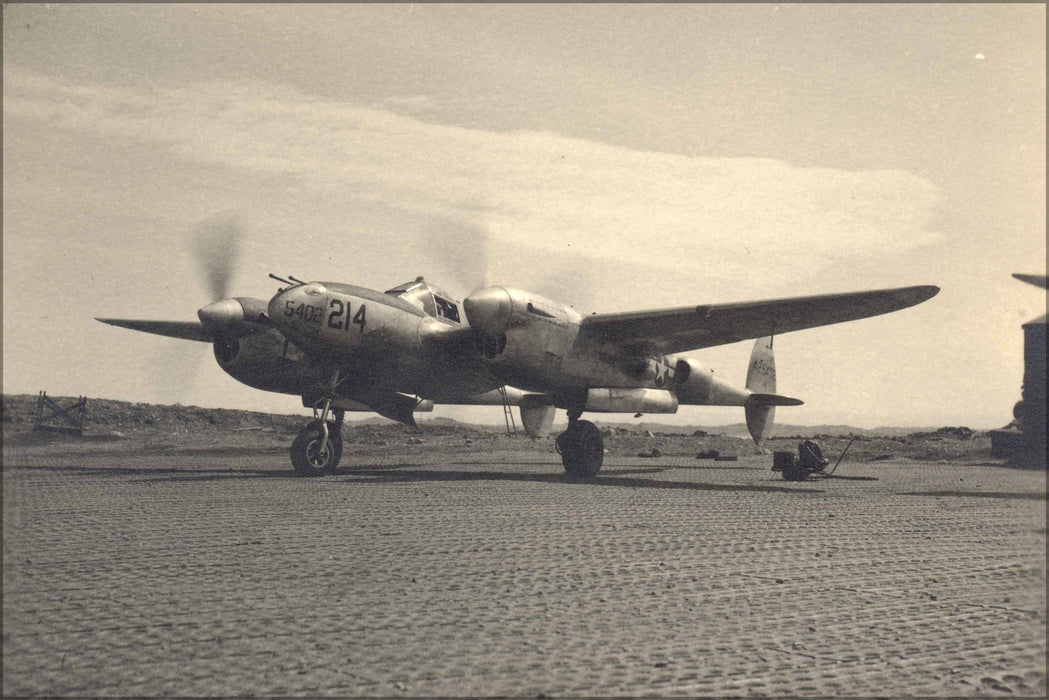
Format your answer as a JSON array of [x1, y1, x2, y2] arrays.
[[265, 280, 504, 401]]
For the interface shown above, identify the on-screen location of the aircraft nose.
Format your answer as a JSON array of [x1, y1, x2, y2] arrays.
[[267, 282, 326, 321], [267, 290, 287, 322], [198, 298, 245, 330], [463, 286, 512, 333]]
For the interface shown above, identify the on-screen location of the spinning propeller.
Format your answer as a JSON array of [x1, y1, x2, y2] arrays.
[[194, 214, 242, 301], [422, 216, 596, 331], [191, 215, 270, 335], [194, 215, 246, 331]]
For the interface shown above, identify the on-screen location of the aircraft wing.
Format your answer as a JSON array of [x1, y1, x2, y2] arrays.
[[578, 285, 939, 356], [1013, 273, 1048, 289], [96, 318, 213, 342]]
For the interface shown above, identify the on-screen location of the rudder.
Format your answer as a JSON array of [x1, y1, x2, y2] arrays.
[[745, 337, 777, 447]]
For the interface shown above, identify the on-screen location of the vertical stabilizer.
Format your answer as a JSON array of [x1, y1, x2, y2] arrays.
[[745, 336, 776, 447]]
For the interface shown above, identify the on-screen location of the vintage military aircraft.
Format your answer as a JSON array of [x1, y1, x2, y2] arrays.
[[99, 263, 938, 478]]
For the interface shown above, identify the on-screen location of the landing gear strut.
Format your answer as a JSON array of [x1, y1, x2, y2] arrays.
[[291, 373, 345, 477], [556, 409, 603, 480]]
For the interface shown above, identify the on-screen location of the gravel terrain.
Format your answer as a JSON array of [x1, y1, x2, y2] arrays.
[[2, 397, 1046, 696]]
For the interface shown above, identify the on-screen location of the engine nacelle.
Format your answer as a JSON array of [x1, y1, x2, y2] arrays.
[[464, 286, 581, 335], [674, 357, 749, 406], [463, 286, 583, 390], [215, 328, 325, 395]]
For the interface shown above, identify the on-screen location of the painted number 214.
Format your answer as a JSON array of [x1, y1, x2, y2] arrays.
[[327, 299, 366, 333]]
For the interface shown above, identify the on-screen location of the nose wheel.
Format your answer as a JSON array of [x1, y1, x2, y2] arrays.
[[291, 419, 344, 476], [557, 414, 603, 480], [291, 373, 346, 477]]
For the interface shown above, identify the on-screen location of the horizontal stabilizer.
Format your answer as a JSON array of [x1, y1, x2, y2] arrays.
[[96, 318, 212, 342], [746, 393, 804, 407]]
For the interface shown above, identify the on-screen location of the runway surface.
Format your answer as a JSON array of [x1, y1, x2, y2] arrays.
[[3, 444, 1046, 696]]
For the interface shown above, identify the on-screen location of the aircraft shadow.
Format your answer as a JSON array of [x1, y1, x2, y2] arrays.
[[342, 465, 824, 494], [900, 490, 1046, 501], [137, 465, 669, 484], [9, 462, 824, 493], [6, 464, 290, 480], [819, 474, 879, 481], [450, 460, 765, 471]]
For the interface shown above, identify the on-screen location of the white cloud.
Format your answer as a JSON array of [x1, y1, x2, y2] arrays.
[[5, 65, 942, 279]]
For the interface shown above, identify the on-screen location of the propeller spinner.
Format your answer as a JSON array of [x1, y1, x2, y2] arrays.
[[463, 286, 512, 334], [198, 298, 249, 330]]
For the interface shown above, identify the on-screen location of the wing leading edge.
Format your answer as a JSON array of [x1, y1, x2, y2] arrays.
[[579, 285, 939, 356], [96, 318, 213, 342]]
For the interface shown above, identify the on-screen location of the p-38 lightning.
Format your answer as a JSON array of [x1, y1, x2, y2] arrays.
[[99, 267, 938, 478]]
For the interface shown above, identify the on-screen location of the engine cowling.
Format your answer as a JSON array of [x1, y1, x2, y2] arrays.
[[462, 286, 583, 390]]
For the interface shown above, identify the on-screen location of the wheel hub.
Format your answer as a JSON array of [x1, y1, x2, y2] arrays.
[[306, 439, 331, 467]]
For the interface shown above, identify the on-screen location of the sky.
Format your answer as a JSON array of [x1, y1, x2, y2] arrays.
[[3, 3, 1045, 429]]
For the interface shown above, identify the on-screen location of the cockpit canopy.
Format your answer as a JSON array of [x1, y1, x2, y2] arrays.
[[385, 277, 461, 324]]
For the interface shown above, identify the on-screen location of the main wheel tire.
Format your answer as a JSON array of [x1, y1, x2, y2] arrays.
[[291, 420, 343, 476], [328, 422, 344, 467], [560, 420, 604, 480]]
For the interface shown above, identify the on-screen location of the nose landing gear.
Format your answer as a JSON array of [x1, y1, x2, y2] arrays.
[[556, 409, 604, 480], [291, 372, 345, 476], [291, 416, 344, 476]]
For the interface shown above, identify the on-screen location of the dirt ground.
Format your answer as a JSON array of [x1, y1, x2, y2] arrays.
[[2, 399, 1046, 696]]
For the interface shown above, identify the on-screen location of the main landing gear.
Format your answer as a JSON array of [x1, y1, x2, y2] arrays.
[[556, 409, 604, 481], [291, 373, 345, 476]]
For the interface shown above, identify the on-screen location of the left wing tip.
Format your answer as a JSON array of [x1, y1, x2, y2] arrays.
[[1012, 273, 1048, 289], [94, 318, 213, 342], [901, 285, 940, 305]]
